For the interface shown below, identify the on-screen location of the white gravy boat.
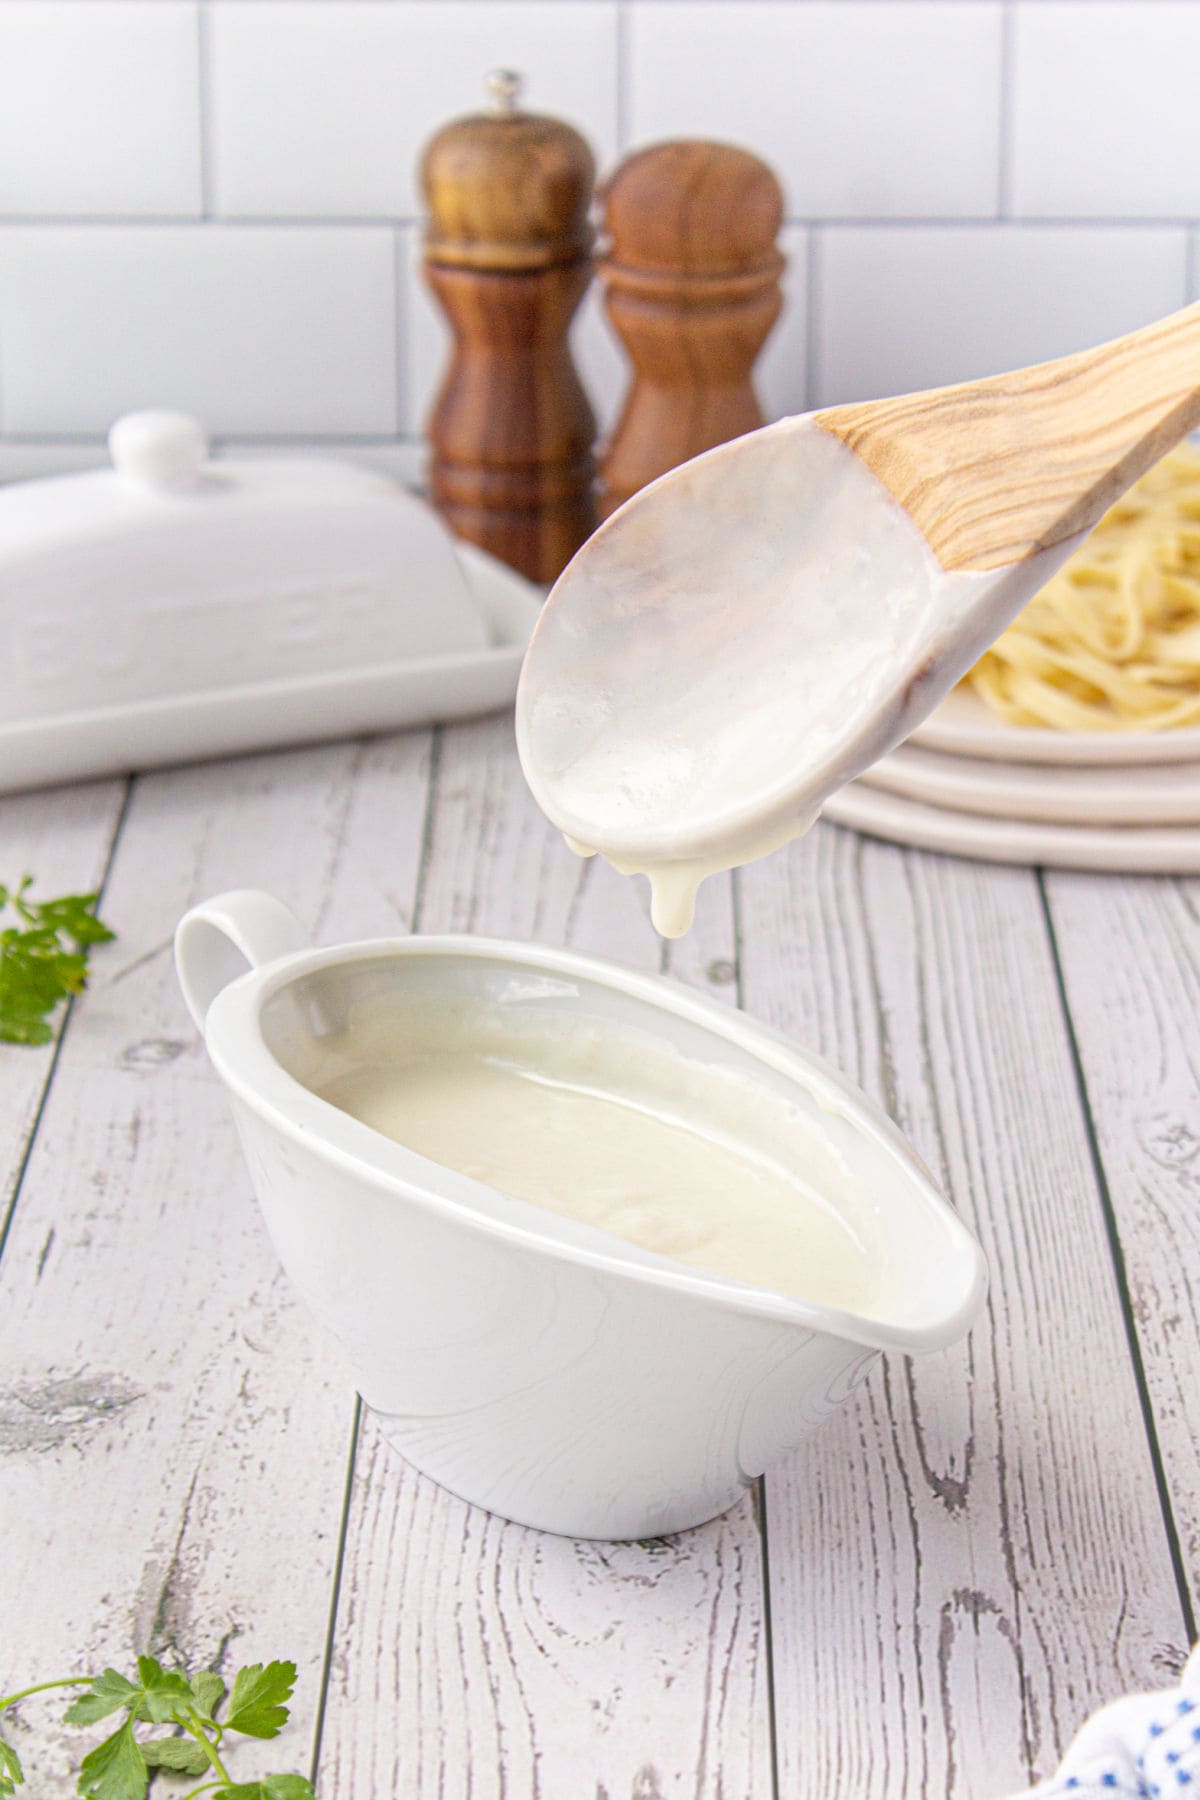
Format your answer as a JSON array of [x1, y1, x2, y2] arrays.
[[176, 889, 987, 1540]]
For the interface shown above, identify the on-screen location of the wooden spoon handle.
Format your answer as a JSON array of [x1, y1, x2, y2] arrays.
[[816, 299, 1200, 572]]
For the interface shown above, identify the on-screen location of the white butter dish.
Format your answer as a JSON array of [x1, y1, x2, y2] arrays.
[[0, 413, 542, 794]]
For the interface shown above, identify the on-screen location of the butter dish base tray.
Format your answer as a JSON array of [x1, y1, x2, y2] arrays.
[[0, 412, 543, 795], [1, 542, 540, 796]]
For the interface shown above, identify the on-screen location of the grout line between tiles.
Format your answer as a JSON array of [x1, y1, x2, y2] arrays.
[[803, 226, 819, 412], [331, 0, 1200, 5], [2, 214, 1199, 232], [197, 0, 214, 220], [1037, 869, 1197, 1644], [394, 224, 408, 436], [0, 214, 408, 229], [996, 1, 1016, 219], [0, 431, 425, 447], [615, 0, 631, 155]]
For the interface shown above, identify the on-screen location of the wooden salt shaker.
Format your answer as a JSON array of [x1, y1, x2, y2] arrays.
[[598, 140, 785, 517], [420, 71, 598, 583]]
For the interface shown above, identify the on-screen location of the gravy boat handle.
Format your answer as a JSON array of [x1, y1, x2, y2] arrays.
[[175, 888, 310, 1031]]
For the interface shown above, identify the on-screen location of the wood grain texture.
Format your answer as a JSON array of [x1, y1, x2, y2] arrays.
[[817, 300, 1200, 571], [422, 95, 597, 581], [316, 713, 773, 1800], [1043, 869, 1200, 1614], [0, 736, 432, 1794], [9, 726, 1198, 1800], [421, 89, 595, 275], [598, 140, 784, 518], [0, 780, 127, 1222], [738, 824, 1189, 1800]]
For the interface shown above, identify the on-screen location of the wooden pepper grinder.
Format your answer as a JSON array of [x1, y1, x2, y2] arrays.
[[421, 71, 598, 583], [598, 140, 785, 518]]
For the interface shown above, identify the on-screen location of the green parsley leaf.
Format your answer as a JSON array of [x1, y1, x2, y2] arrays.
[[26, 893, 115, 948], [139, 1736, 209, 1775], [3, 1644, 307, 1797], [0, 880, 114, 1048], [130, 1656, 191, 1724], [189, 1671, 226, 1722], [65, 1661, 189, 1730], [217, 1777, 314, 1800], [76, 1718, 147, 1800], [64, 1672, 141, 1727], [0, 1733, 24, 1795], [224, 1664, 296, 1740]]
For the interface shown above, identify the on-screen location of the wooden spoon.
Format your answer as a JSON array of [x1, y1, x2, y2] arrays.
[[817, 297, 1200, 573], [516, 301, 1200, 920]]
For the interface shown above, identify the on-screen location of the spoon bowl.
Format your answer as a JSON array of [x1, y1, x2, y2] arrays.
[[517, 414, 1076, 928], [517, 302, 1200, 931]]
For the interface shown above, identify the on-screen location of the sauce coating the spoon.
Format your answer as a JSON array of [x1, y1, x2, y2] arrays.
[[518, 414, 1079, 934]]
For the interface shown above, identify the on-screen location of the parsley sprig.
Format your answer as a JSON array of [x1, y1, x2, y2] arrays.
[[0, 1656, 313, 1799], [0, 877, 115, 1046]]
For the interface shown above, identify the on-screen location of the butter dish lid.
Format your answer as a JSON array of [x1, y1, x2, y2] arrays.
[[1, 411, 491, 727]]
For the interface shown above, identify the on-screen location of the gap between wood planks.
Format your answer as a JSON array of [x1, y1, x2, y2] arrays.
[[299, 724, 766, 1796], [303, 725, 444, 1793], [735, 869, 785, 1800], [0, 776, 133, 1268], [1036, 869, 1197, 1647], [6, 742, 1196, 1797]]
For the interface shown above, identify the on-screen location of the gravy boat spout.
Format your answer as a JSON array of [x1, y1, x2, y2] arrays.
[[176, 889, 987, 1540]]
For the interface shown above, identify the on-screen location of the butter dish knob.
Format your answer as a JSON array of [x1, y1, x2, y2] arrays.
[[109, 410, 208, 490]]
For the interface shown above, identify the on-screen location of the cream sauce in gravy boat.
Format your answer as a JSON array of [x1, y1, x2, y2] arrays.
[[176, 888, 987, 1540]]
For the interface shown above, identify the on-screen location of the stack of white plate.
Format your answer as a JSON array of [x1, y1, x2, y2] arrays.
[[823, 686, 1200, 873]]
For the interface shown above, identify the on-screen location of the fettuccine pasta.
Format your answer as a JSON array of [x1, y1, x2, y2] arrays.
[[965, 444, 1200, 731]]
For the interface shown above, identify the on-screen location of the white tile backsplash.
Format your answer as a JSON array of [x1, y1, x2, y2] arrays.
[[814, 225, 1189, 406], [0, 0, 1196, 479], [1012, 5, 1200, 220], [210, 2, 619, 218], [0, 226, 398, 435], [0, 2, 201, 217], [756, 225, 809, 422], [0, 442, 111, 486], [628, 3, 1004, 220]]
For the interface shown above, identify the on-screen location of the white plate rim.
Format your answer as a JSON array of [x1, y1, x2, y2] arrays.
[[912, 684, 1200, 767], [823, 781, 1200, 874], [861, 741, 1200, 826]]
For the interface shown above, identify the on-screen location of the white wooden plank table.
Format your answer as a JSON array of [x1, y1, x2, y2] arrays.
[[2, 715, 1196, 1799]]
